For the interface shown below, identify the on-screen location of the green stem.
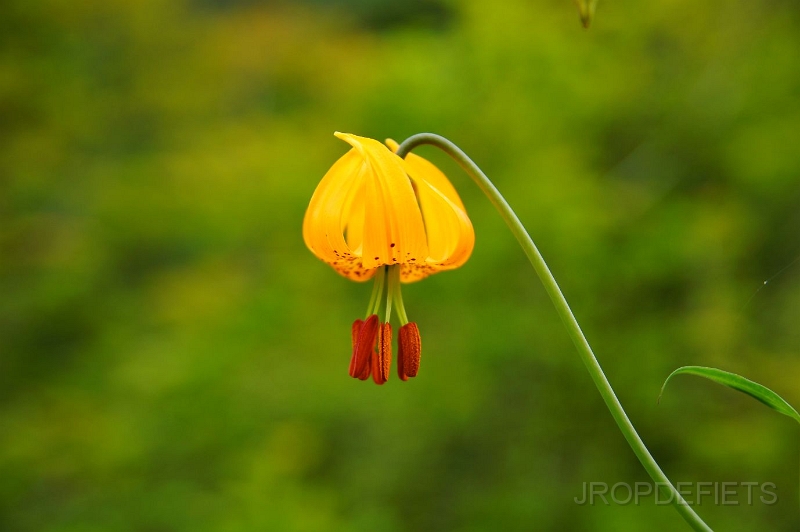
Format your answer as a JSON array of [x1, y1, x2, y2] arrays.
[[397, 133, 712, 532]]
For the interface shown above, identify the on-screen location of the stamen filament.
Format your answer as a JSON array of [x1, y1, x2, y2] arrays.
[[366, 266, 386, 319], [371, 266, 388, 317], [385, 266, 396, 323], [392, 267, 409, 325]]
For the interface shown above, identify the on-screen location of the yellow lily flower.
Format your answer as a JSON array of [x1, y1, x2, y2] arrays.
[[303, 132, 474, 384]]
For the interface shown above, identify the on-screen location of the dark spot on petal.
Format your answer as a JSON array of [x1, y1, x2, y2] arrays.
[[390, 243, 396, 247]]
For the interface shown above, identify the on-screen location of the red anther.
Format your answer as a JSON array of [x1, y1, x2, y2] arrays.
[[351, 319, 363, 350], [349, 315, 379, 380], [371, 323, 392, 385], [397, 322, 421, 380], [349, 319, 363, 378]]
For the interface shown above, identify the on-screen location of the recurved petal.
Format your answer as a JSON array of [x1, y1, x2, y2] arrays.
[[418, 175, 474, 266], [303, 144, 375, 281], [383, 139, 474, 282], [386, 138, 466, 210], [335, 133, 428, 270], [342, 180, 365, 252], [302, 149, 359, 258], [400, 167, 474, 283]]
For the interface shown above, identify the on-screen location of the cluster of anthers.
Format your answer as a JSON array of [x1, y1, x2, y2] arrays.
[[303, 132, 474, 384], [348, 267, 422, 384]]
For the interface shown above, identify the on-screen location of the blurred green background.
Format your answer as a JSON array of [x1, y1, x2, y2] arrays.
[[2, 0, 799, 530]]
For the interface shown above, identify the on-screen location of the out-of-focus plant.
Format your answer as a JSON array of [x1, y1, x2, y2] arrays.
[[574, 0, 599, 27]]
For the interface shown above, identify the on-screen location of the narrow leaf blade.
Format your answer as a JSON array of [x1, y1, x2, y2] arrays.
[[659, 366, 800, 424]]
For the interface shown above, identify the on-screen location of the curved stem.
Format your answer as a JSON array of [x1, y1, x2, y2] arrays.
[[397, 133, 712, 532]]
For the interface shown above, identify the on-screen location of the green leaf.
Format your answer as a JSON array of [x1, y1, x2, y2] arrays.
[[659, 366, 800, 424]]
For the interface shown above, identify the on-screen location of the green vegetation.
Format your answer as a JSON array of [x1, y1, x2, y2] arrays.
[[1, 0, 799, 530]]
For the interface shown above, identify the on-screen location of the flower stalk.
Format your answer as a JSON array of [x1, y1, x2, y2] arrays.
[[396, 133, 713, 532]]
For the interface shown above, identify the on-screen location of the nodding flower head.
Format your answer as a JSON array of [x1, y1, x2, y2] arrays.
[[303, 132, 474, 384]]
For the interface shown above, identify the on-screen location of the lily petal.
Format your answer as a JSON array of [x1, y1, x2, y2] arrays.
[[303, 148, 375, 281], [386, 139, 466, 210], [336, 133, 428, 270], [403, 174, 474, 282], [385, 139, 474, 282], [304, 133, 472, 282]]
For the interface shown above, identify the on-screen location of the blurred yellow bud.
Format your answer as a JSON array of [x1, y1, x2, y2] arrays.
[[574, 0, 598, 28]]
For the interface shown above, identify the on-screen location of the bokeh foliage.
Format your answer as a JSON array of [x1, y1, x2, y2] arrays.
[[1, 0, 799, 530]]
